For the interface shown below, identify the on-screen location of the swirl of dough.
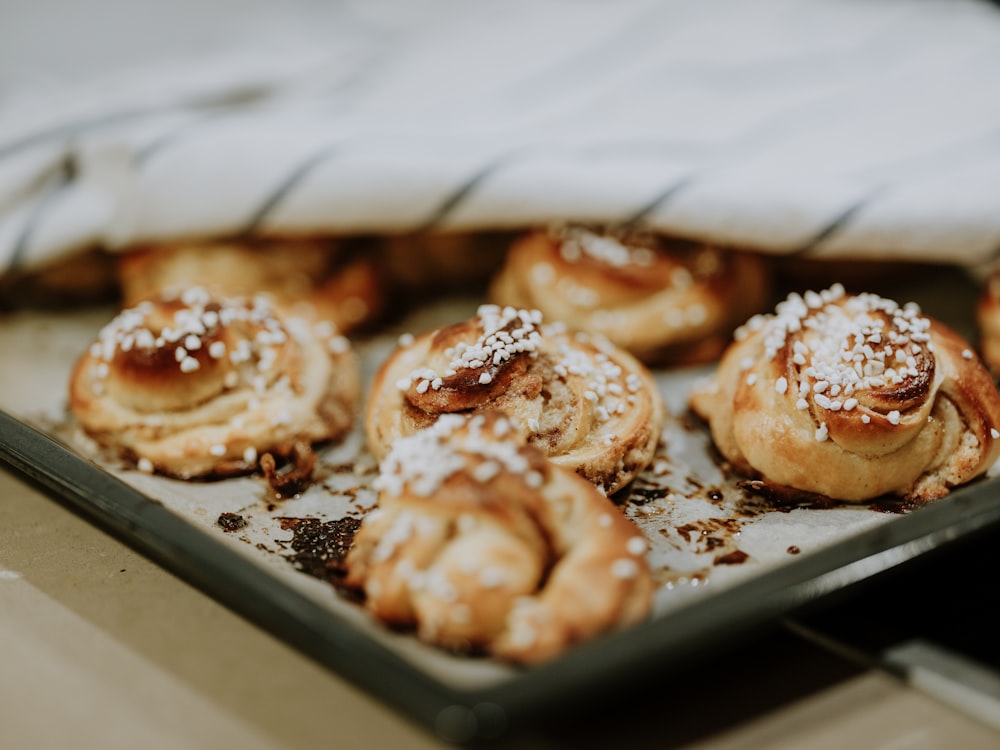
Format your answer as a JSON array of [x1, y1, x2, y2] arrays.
[[690, 284, 1000, 502], [488, 225, 771, 364], [69, 286, 360, 479], [366, 304, 665, 494], [344, 412, 653, 664], [117, 237, 383, 334]]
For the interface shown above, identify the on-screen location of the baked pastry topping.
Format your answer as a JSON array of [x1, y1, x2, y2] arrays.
[[690, 283, 1000, 502], [488, 224, 771, 364], [344, 412, 653, 663], [117, 237, 383, 334], [69, 286, 360, 480], [366, 304, 665, 494], [393, 304, 544, 410]]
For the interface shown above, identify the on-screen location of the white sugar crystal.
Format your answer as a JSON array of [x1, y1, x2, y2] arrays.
[[611, 558, 639, 579]]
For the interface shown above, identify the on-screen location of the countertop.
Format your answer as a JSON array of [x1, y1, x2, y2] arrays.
[[3, 461, 999, 749]]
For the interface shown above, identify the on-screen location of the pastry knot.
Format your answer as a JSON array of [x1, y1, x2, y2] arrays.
[[345, 412, 653, 663], [69, 286, 360, 479], [488, 225, 771, 364], [367, 306, 665, 494], [691, 285, 1000, 502]]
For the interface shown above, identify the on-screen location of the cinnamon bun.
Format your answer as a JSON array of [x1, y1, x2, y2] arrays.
[[488, 225, 771, 364], [68, 286, 360, 480], [344, 412, 653, 664], [117, 237, 382, 333], [690, 284, 1000, 502], [366, 304, 665, 494]]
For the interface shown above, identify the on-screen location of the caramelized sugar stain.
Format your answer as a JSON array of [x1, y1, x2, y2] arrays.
[[673, 517, 743, 553], [278, 516, 363, 600], [622, 437, 918, 592], [216, 512, 247, 532], [714, 549, 749, 565], [260, 443, 317, 499], [735, 479, 841, 513], [868, 496, 920, 514], [628, 486, 671, 504]]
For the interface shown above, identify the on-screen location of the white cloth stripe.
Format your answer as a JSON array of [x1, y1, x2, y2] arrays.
[[242, 143, 345, 235], [626, 176, 698, 226], [8, 164, 72, 269], [4, 0, 1000, 273], [419, 158, 518, 231], [794, 187, 888, 256]]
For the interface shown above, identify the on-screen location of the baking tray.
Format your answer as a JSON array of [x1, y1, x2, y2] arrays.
[[3, 267, 1000, 743]]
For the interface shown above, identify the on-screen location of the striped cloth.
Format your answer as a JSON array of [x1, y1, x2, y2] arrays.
[[3, 0, 1000, 276]]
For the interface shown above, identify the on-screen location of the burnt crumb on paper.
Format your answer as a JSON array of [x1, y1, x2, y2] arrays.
[[623, 436, 914, 594], [628, 486, 671, 504], [673, 517, 743, 552], [714, 549, 749, 566], [737, 478, 919, 516], [278, 516, 362, 597], [736, 479, 841, 513], [217, 512, 247, 532], [868, 496, 921, 515]]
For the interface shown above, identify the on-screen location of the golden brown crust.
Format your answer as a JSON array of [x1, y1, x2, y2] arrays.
[[117, 237, 383, 334], [690, 284, 1000, 502], [365, 304, 665, 494], [489, 226, 772, 364], [344, 412, 653, 664], [68, 286, 360, 480]]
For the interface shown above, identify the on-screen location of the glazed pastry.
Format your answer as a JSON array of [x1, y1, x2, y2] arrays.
[[366, 304, 665, 494], [344, 412, 653, 664], [977, 271, 1000, 376], [117, 237, 382, 333], [488, 225, 771, 364], [69, 286, 360, 479], [690, 284, 1000, 502]]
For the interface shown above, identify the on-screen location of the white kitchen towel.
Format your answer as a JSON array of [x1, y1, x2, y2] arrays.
[[3, 0, 1000, 276]]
